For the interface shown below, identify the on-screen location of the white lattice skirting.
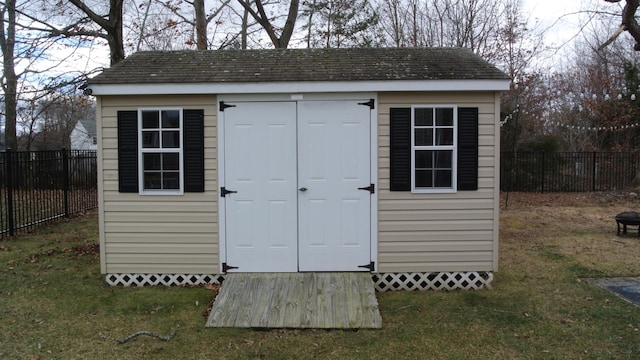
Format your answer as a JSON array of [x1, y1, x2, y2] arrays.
[[371, 272, 493, 291], [105, 272, 492, 291], [105, 273, 226, 287]]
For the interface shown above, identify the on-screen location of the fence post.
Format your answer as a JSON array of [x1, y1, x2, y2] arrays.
[[592, 152, 597, 192], [62, 148, 70, 218], [5, 149, 15, 236]]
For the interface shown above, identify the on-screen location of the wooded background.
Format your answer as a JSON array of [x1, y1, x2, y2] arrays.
[[2, 0, 640, 154]]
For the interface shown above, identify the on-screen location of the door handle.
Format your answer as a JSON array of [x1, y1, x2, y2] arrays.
[[299, 187, 308, 192]]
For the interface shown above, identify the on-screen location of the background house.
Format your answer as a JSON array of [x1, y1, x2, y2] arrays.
[[70, 119, 97, 151]]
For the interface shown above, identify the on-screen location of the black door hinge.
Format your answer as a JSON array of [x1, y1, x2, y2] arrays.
[[222, 262, 239, 272], [358, 99, 375, 109], [358, 184, 375, 194], [220, 187, 237, 197], [219, 101, 236, 111], [358, 261, 375, 271]]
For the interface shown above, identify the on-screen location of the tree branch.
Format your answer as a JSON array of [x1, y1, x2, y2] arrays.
[[599, 24, 626, 49], [67, 0, 112, 29], [602, 0, 640, 50]]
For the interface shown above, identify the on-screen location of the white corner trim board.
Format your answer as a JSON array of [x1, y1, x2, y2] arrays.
[[105, 272, 494, 291]]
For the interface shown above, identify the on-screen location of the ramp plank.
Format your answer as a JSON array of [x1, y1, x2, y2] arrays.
[[206, 273, 382, 329]]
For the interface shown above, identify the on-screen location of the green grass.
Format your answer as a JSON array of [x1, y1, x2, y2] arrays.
[[2, 195, 640, 359]]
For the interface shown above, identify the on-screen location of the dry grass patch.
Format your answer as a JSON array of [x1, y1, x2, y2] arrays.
[[1, 195, 640, 359], [500, 192, 640, 276]]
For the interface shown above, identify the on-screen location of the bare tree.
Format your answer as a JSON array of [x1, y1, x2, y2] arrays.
[[63, 0, 125, 65], [376, 0, 508, 59], [155, 0, 231, 50], [602, 0, 640, 50], [236, 0, 299, 48]]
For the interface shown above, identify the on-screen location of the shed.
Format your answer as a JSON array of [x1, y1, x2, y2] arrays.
[[86, 48, 510, 291]]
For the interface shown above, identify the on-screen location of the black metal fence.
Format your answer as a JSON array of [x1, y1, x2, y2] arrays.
[[501, 152, 640, 192], [0, 149, 98, 238]]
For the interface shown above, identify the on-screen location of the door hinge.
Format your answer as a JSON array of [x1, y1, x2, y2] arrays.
[[222, 262, 238, 272], [358, 99, 375, 109], [358, 261, 375, 271], [358, 184, 375, 194], [219, 101, 236, 111], [220, 187, 237, 197]]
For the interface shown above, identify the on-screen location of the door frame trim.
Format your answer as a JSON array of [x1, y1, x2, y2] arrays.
[[217, 92, 378, 272]]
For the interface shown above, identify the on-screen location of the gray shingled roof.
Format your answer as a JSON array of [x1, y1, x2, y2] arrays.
[[88, 47, 509, 85]]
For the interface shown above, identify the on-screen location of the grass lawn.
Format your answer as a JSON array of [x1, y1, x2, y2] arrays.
[[1, 193, 640, 359]]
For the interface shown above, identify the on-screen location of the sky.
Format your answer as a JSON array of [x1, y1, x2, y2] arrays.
[[525, 0, 583, 44]]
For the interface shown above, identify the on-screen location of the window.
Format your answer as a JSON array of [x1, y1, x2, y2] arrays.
[[117, 109, 204, 194], [411, 105, 457, 192], [139, 109, 183, 194], [389, 106, 477, 193]]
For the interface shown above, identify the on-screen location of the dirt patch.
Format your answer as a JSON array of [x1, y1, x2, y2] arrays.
[[68, 243, 99, 259]]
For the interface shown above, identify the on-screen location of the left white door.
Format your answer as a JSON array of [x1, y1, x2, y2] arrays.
[[223, 102, 298, 272]]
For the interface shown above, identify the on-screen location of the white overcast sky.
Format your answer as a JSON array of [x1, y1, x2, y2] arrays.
[[524, 0, 586, 49]]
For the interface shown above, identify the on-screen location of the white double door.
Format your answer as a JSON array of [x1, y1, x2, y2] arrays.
[[223, 100, 372, 272]]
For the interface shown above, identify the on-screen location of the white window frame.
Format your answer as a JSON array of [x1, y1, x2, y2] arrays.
[[411, 104, 458, 193], [138, 108, 184, 195]]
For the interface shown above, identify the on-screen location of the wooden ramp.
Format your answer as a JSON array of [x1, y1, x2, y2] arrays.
[[205, 273, 382, 329]]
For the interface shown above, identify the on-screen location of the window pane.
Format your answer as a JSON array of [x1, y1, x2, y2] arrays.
[[415, 170, 433, 188], [162, 110, 180, 128], [414, 128, 433, 146], [163, 172, 180, 189], [162, 131, 180, 148], [142, 111, 159, 129], [434, 151, 453, 168], [436, 128, 454, 145], [163, 153, 179, 170], [143, 153, 161, 170], [434, 170, 452, 187], [414, 108, 433, 126], [415, 150, 433, 169], [142, 131, 159, 148], [436, 108, 454, 126], [143, 173, 162, 189]]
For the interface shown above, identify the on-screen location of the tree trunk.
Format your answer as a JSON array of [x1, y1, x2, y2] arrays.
[[1, 0, 18, 149], [194, 0, 208, 50], [241, 1, 249, 49], [69, 0, 125, 64], [108, 0, 125, 64]]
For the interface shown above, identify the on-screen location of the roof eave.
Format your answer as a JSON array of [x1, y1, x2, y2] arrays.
[[87, 79, 510, 96]]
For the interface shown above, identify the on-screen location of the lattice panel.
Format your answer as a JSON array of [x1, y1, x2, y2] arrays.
[[372, 272, 493, 291], [105, 272, 492, 291], [105, 273, 226, 287]]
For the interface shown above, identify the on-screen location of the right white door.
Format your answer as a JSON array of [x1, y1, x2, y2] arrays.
[[297, 100, 372, 271]]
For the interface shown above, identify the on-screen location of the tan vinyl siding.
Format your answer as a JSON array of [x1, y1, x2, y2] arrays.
[[99, 95, 218, 274], [377, 92, 500, 272]]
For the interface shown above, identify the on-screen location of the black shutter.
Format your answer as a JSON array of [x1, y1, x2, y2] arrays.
[[457, 107, 479, 191], [183, 109, 205, 192], [117, 111, 139, 193], [390, 108, 412, 191]]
